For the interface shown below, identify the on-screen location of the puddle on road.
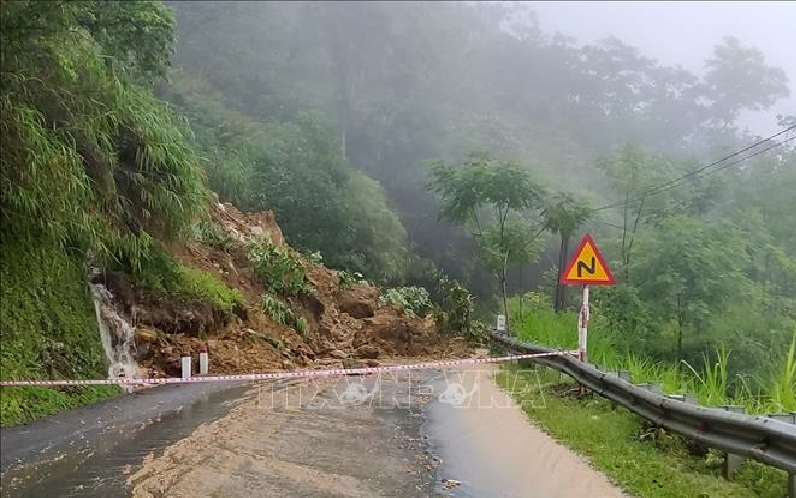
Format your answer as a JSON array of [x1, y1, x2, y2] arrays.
[[422, 367, 625, 498], [2, 384, 256, 498]]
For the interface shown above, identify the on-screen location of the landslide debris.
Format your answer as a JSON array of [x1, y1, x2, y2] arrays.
[[100, 194, 469, 378]]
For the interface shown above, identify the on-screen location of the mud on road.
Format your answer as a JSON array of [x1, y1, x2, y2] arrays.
[[2, 362, 627, 498], [128, 372, 442, 497]]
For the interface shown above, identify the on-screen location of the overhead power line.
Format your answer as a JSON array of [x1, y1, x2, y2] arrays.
[[594, 124, 796, 212]]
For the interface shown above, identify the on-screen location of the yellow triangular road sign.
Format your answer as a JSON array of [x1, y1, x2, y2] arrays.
[[560, 234, 616, 285]]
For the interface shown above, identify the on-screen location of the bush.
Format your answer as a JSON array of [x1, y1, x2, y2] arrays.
[[261, 294, 307, 335], [336, 270, 367, 290], [193, 219, 235, 252], [249, 239, 314, 296], [434, 277, 487, 343], [176, 267, 246, 315], [380, 286, 432, 317], [295, 317, 308, 336], [127, 243, 246, 315], [304, 251, 324, 266]]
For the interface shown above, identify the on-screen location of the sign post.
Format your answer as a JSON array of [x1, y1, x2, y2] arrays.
[[579, 285, 589, 362], [560, 234, 615, 366]]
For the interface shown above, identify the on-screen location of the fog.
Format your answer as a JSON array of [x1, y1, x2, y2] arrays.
[[530, 0, 796, 134], [158, 0, 796, 303]]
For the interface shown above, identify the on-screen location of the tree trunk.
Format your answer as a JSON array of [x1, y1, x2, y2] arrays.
[[676, 324, 683, 368], [501, 276, 510, 336], [555, 232, 570, 311], [676, 294, 684, 368], [518, 265, 523, 321]]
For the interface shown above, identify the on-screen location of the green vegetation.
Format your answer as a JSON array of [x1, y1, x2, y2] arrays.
[[1, 1, 207, 269], [260, 295, 306, 335], [429, 154, 548, 329], [335, 270, 367, 290], [193, 219, 235, 252], [0, 1, 217, 424], [433, 274, 489, 343], [127, 244, 246, 315], [495, 367, 789, 497], [166, 1, 792, 301], [510, 298, 796, 414], [173, 267, 246, 315], [0, 241, 119, 427], [379, 287, 433, 318], [249, 239, 314, 297], [160, 73, 409, 282]]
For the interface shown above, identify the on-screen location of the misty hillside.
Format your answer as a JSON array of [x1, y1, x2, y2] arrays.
[[163, 1, 793, 290]]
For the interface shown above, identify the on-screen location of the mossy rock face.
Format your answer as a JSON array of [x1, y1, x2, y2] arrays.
[[0, 239, 119, 427]]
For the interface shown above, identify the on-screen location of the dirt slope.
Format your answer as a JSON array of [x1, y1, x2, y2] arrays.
[[102, 195, 468, 378]]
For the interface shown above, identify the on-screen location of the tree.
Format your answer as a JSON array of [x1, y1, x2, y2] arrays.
[[597, 145, 687, 279], [703, 36, 789, 128], [428, 154, 546, 332], [630, 217, 752, 364], [542, 192, 591, 311]]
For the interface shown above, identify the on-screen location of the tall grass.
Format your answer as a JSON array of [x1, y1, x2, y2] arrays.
[[509, 300, 796, 415], [767, 330, 796, 412], [509, 295, 618, 365]]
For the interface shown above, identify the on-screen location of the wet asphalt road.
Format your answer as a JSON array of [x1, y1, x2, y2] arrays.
[[1, 368, 624, 498], [1, 382, 254, 497], [1, 375, 440, 497]]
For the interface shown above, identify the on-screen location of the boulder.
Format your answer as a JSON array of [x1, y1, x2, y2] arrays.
[[135, 327, 159, 346], [339, 299, 375, 319], [328, 349, 348, 359], [353, 344, 380, 360]]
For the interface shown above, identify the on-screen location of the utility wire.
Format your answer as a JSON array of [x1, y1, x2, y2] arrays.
[[594, 125, 796, 212], [630, 135, 795, 201], [592, 134, 796, 230]]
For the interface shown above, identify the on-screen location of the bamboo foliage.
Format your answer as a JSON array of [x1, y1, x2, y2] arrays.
[[0, 1, 206, 268]]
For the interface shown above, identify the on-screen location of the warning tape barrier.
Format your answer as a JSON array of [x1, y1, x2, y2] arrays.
[[0, 350, 578, 387]]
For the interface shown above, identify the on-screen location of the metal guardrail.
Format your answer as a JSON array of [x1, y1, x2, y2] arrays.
[[490, 332, 796, 474]]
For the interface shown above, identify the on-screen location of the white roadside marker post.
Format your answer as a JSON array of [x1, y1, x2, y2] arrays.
[[199, 352, 209, 375], [181, 356, 192, 379]]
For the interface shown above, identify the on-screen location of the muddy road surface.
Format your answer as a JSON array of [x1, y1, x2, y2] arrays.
[[1, 366, 625, 497]]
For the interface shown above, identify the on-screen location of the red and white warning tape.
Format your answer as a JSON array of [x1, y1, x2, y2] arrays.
[[0, 350, 577, 387]]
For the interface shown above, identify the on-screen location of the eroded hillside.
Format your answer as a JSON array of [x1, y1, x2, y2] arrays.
[[94, 195, 470, 379]]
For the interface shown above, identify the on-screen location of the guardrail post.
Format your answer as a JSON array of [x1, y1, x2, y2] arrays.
[[181, 356, 191, 379], [769, 414, 796, 498], [773, 414, 796, 498], [683, 393, 699, 405], [618, 370, 631, 381], [721, 405, 747, 478], [648, 382, 664, 394]]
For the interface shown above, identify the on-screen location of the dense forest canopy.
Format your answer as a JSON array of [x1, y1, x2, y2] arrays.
[[1, 0, 794, 380]]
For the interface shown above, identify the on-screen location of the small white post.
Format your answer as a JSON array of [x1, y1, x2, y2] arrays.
[[199, 352, 209, 375], [181, 356, 192, 379], [496, 314, 506, 334], [578, 285, 590, 363]]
